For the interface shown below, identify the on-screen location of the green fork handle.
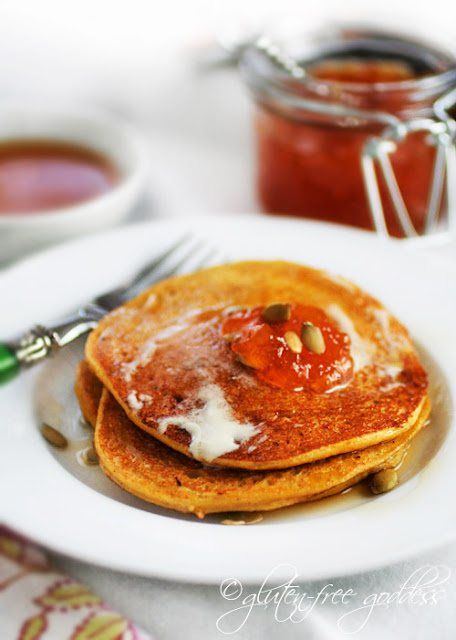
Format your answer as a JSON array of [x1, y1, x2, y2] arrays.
[[0, 343, 19, 384], [0, 309, 102, 385]]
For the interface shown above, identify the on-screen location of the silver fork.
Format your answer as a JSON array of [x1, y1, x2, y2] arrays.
[[0, 235, 217, 384]]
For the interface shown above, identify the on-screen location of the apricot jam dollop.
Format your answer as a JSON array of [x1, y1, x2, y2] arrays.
[[222, 303, 353, 392]]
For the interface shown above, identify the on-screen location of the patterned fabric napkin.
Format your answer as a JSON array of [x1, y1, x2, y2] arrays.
[[0, 527, 153, 640]]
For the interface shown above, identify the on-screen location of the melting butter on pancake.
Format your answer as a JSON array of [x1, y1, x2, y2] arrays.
[[75, 361, 430, 517], [86, 261, 429, 470]]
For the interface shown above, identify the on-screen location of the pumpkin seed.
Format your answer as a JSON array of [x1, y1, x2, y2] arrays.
[[79, 415, 93, 430], [301, 323, 325, 354], [261, 303, 291, 323], [370, 469, 398, 494], [235, 353, 255, 368], [81, 446, 99, 466], [225, 305, 248, 316], [40, 424, 68, 449], [284, 330, 303, 354], [222, 513, 263, 525]]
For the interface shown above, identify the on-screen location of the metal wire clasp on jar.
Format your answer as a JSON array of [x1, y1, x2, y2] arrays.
[[239, 27, 456, 238]]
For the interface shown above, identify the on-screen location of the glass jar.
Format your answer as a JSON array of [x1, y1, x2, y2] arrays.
[[240, 28, 456, 237]]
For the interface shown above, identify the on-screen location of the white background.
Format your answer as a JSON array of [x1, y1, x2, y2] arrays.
[[1, 0, 456, 224]]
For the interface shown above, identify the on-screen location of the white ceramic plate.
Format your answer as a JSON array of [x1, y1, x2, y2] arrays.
[[1, 215, 455, 584]]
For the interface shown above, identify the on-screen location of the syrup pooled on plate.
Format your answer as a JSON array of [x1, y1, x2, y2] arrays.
[[0, 139, 120, 214]]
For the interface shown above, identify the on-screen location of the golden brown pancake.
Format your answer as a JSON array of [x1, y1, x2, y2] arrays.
[[86, 261, 428, 470], [75, 360, 103, 427], [75, 361, 430, 518]]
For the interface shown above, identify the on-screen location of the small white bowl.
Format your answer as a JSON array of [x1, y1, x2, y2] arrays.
[[0, 102, 149, 264]]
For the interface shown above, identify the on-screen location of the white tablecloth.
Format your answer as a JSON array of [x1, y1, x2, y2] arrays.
[[50, 542, 456, 639]]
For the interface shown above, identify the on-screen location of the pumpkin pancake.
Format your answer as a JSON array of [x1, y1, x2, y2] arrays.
[[75, 361, 430, 517], [86, 261, 429, 470], [75, 360, 103, 427]]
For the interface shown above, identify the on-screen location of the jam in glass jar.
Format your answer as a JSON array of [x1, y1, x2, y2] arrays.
[[240, 28, 456, 237]]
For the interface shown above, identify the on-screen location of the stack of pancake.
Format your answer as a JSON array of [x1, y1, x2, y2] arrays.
[[75, 261, 430, 518]]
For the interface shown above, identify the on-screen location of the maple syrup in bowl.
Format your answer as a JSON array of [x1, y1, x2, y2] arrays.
[[0, 103, 148, 263], [0, 139, 120, 214]]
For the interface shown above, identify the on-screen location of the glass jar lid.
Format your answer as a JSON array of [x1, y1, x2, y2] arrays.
[[239, 26, 456, 125]]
